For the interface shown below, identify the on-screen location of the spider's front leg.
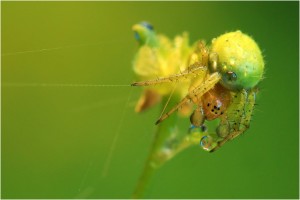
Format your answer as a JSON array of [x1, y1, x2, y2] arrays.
[[131, 40, 211, 87], [210, 89, 256, 152], [155, 72, 221, 124], [131, 64, 207, 86]]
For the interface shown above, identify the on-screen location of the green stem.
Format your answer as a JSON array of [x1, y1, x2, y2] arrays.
[[132, 95, 180, 198], [132, 94, 206, 198]]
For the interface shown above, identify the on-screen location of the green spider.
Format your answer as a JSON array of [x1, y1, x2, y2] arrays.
[[131, 22, 264, 152]]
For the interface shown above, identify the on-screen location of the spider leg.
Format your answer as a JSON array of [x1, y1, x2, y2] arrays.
[[131, 65, 207, 86], [155, 72, 221, 125], [232, 89, 256, 139], [190, 106, 205, 127], [210, 89, 256, 152]]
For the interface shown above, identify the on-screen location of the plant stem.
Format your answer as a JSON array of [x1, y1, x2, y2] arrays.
[[132, 95, 180, 198], [131, 93, 206, 198]]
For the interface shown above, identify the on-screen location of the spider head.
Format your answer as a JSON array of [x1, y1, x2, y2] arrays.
[[132, 22, 158, 47], [210, 31, 264, 91]]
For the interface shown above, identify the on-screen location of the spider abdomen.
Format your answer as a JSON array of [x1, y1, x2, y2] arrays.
[[211, 31, 264, 91]]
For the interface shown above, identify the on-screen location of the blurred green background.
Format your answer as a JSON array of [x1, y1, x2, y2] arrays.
[[1, 2, 299, 199]]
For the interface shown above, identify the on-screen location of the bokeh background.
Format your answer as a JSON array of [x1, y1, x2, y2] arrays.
[[2, 2, 299, 199]]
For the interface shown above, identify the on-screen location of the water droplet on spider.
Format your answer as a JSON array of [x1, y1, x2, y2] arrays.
[[200, 135, 214, 151], [226, 71, 237, 82]]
